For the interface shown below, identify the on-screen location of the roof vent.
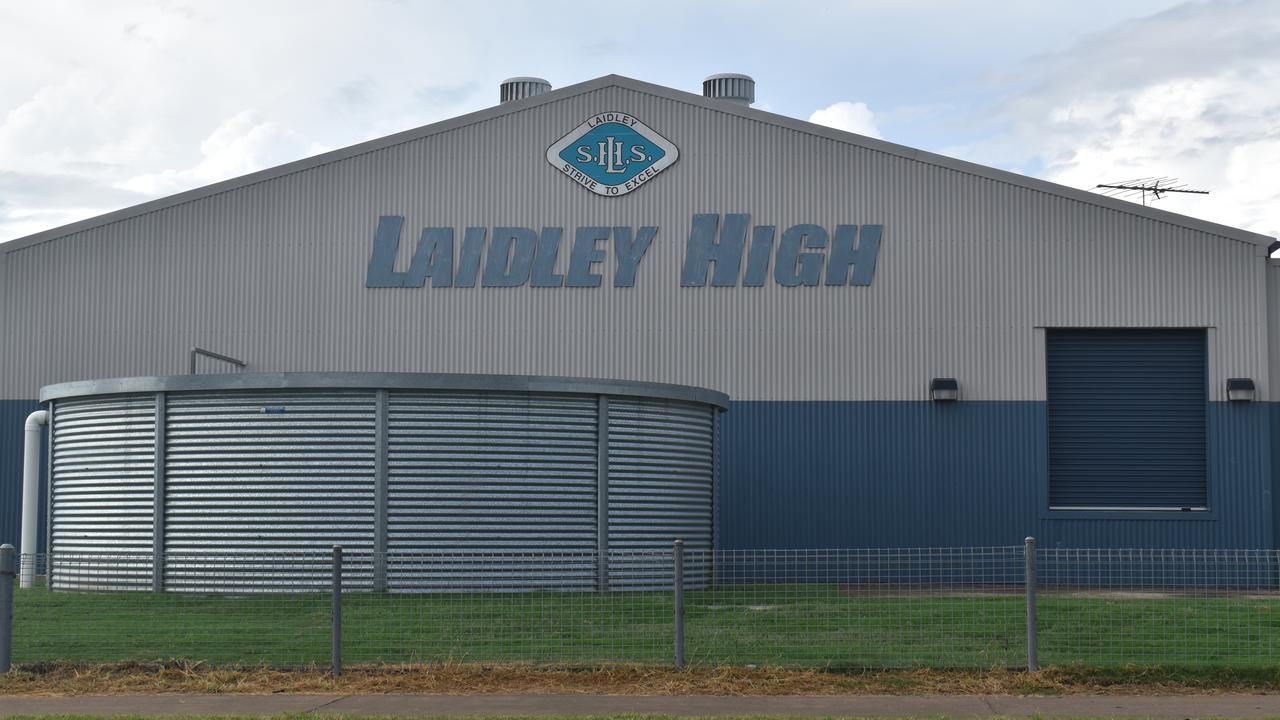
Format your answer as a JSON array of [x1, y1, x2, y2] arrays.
[[500, 77, 551, 103], [702, 73, 755, 106]]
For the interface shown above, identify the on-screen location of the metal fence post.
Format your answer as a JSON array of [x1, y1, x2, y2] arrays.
[[331, 545, 342, 676], [1024, 536, 1038, 671], [673, 539, 685, 669], [0, 544, 15, 673]]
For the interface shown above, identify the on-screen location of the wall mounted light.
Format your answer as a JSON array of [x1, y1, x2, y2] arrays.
[[1226, 378, 1256, 402], [930, 377, 959, 402]]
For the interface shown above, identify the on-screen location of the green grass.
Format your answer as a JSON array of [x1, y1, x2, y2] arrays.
[[1037, 594, 1280, 667], [13, 585, 1280, 669]]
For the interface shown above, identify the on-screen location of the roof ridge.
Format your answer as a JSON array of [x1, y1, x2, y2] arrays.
[[3, 73, 1273, 252], [609, 75, 1275, 247]]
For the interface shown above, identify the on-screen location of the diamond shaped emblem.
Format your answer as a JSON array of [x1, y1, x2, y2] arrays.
[[546, 111, 679, 197]]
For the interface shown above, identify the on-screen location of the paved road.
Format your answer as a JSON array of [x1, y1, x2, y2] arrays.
[[5, 693, 1280, 717], [7, 692, 1280, 718]]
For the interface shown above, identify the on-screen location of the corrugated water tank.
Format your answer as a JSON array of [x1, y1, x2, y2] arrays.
[[40, 373, 727, 593]]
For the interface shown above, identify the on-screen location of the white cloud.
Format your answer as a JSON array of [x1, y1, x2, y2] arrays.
[[1036, 71, 1280, 237], [119, 111, 309, 196], [0, 0, 1272, 242], [0, 71, 164, 176], [0, 169, 147, 240], [808, 101, 882, 139], [0, 0, 497, 241], [951, 0, 1280, 238]]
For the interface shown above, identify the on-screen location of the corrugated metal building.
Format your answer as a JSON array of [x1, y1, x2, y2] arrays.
[[2, 73, 1278, 556]]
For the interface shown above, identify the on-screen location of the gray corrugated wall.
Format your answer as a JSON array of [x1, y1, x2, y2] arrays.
[[607, 398, 714, 552], [0, 83, 1269, 405], [163, 391, 377, 592], [607, 397, 715, 589], [45, 385, 720, 591], [50, 395, 155, 591], [386, 391, 600, 590]]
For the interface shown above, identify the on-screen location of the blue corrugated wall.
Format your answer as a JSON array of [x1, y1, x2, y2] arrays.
[[1, 398, 1276, 553], [0, 400, 45, 553], [720, 401, 1274, 550], [1272, 403, 1280, 550]]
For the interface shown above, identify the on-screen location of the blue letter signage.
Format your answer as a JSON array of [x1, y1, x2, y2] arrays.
[[366, 215, 883, 289], [546, 112, 679, 197]]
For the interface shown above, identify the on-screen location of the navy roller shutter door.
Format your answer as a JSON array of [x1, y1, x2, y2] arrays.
[[1047, 328, 1207, 510]]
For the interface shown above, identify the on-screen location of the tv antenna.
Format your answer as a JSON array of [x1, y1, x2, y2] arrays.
[[1094, 177, 1209, 206]]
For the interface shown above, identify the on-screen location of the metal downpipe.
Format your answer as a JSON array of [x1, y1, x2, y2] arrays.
[[20, 410, 47, 589]]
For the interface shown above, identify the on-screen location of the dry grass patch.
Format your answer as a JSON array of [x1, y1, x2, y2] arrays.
[[5, 661, 1280, 697]]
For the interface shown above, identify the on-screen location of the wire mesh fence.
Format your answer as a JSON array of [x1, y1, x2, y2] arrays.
[[16, 552, 330, 667], [1037, 547, 1280, 667], [345, 550, 675, 664], [686, 547, 1026, 668], [7, 543, 1280, 670]]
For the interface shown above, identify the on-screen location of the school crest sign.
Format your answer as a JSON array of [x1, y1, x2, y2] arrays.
[[546, 111, 679, 197]]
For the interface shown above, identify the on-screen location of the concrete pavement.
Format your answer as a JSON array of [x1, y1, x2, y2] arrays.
[[5, 692, 1280, 717]]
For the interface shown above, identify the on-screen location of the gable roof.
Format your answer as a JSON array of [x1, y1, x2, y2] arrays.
[[3, 74, 1274, 253]]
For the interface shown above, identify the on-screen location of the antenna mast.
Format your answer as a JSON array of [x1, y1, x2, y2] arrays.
[[1094, 177, 1209, 206]]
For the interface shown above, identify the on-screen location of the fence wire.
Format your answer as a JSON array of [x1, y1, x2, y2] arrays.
[[1038, 548, 1280, 667], [687, 547, 1025, 668], [18, 552, 329, 667], [346, 550, 674, 664], [9, 545, 1280, 669]]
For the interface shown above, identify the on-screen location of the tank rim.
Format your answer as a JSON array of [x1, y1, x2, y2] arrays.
[[39, 371, 730, 409]]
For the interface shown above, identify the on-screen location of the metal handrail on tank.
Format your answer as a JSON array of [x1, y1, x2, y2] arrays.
[[188, 347, 247, 374]]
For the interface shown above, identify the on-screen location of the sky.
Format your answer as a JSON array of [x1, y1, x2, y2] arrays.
[[0, 0, 1277, 242]]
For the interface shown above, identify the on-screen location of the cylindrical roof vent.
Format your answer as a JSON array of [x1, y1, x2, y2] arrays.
[[702, 73, 755, 106], [500, 77, 551, 103]]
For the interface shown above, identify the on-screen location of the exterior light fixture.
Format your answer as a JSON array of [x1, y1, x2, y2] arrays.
[[1226, 378, 1256, 402], [930, 377, 959, 402]]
